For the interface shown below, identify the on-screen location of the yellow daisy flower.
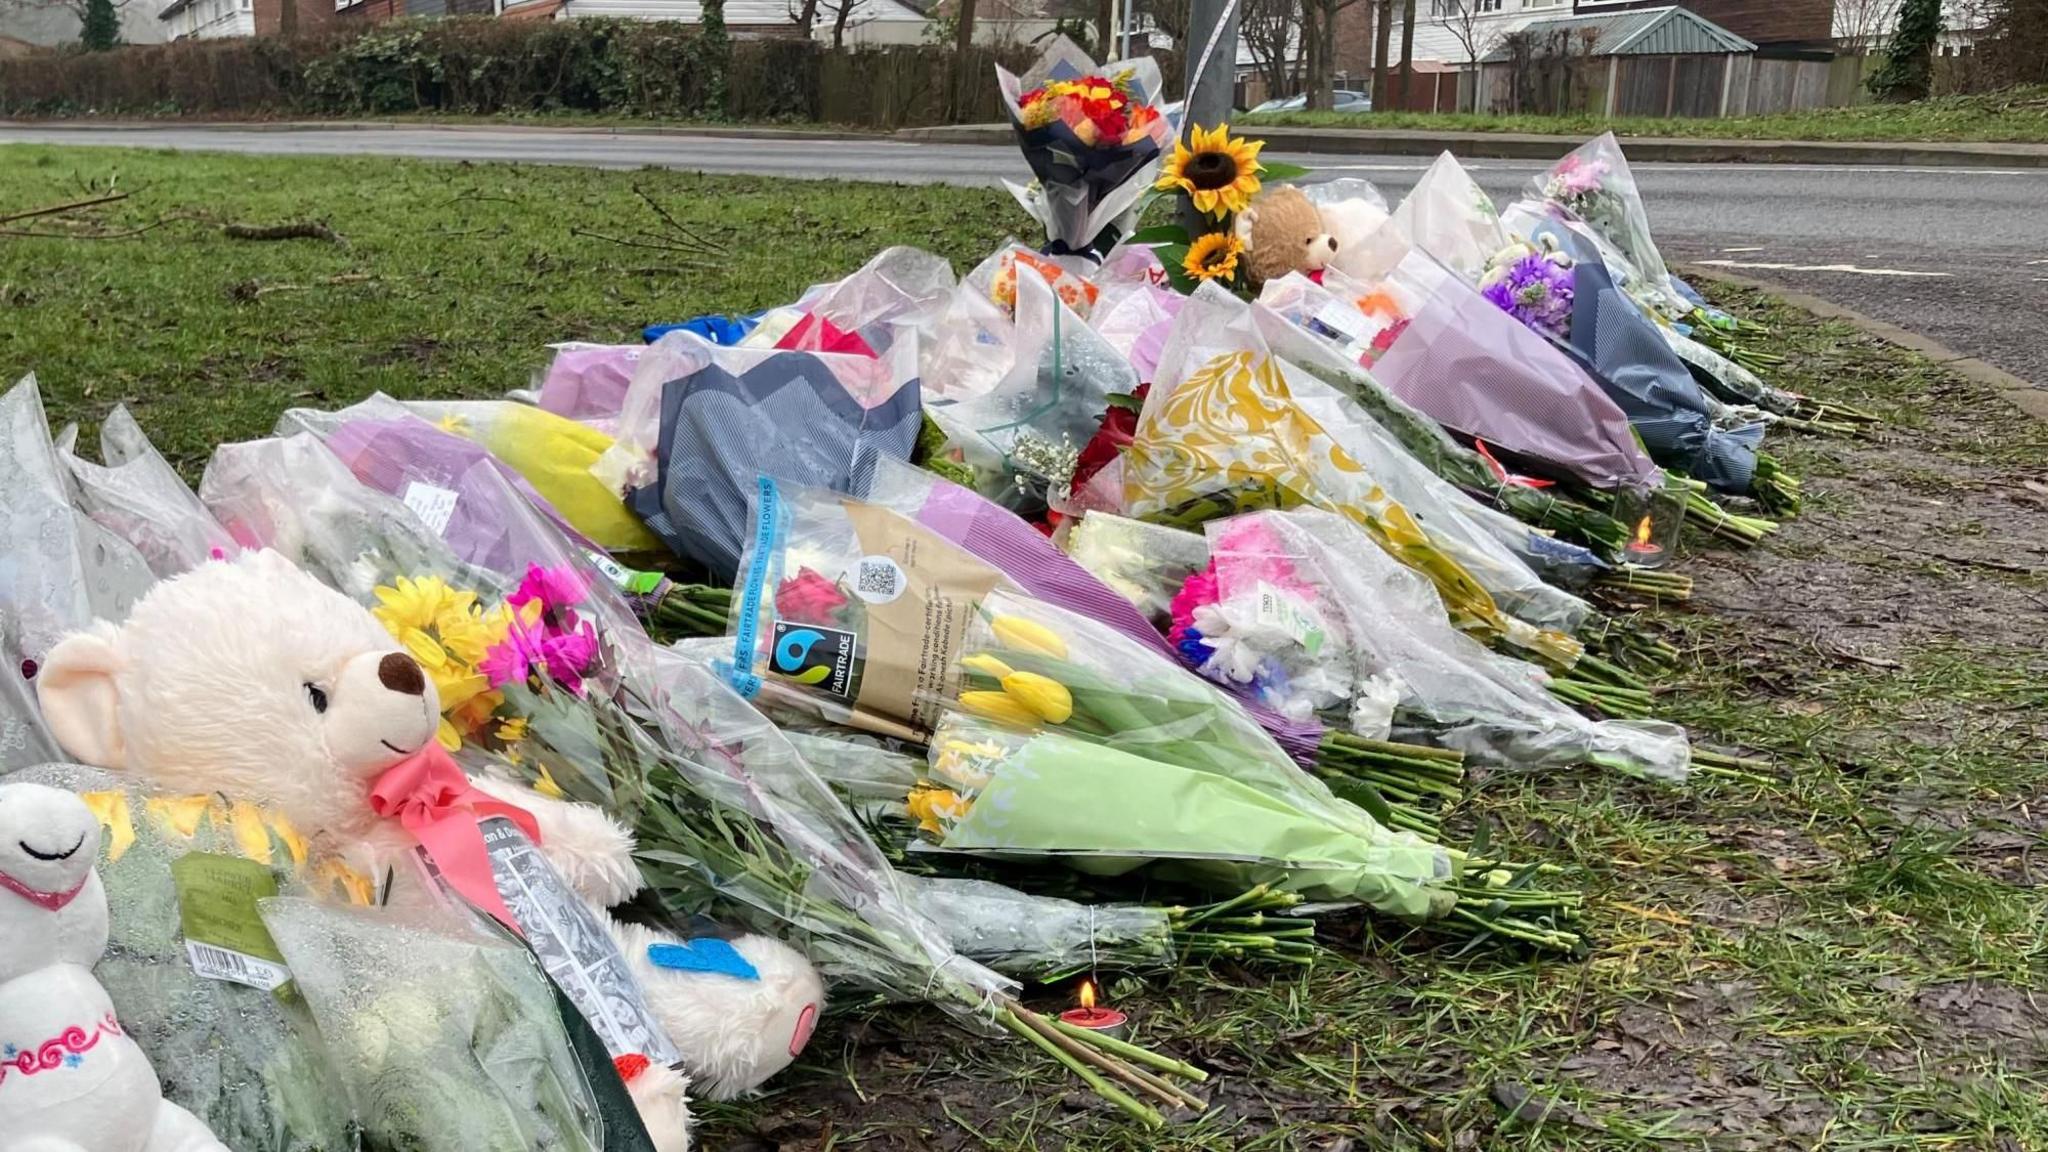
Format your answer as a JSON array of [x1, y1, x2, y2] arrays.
[[1155, 124, 1266, 219], [1183, 232, 1245, 283], [372, 576, 473, 635]]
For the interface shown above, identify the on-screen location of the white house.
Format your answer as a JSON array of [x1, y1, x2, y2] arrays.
[[1408, 0, 1569, 69], [500, 0, 932, 43], [157, 0, 251, 38], [156, 0, 251, 39]]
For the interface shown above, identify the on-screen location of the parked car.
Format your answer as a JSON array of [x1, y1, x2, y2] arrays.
[[1249, 90, 1373, 114]]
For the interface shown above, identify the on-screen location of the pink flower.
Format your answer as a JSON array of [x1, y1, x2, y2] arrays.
[[1212, 518, 1306, 592], [510, 565, 590, 613], [1168, 564, 1220, 645], [481, 612, 600, 695], [776, 568, 849, 623]]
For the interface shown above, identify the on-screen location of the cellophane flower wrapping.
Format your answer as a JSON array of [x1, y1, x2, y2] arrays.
[[0, 375, 155, 773], [1269, 247, 1662, 492], [2, 763, 359, 1152], [534, 342, 647, 432], [923, 589, 1454, 916], [1218, 509, 1691, 783], [205, 427, 1020, 1033], [928, 260, 1140, 520], [998, 37, 1173, 257], [892, 874, 1173, 977], [918, 247, 1022, 403], [1534, 133, 1686, 319], [1125, 284, 1585, 665], [57, 403, 236, 578], [1386, 151, 1511, 282], [725, 478, 1008, 742], [1062, 511, 1211, 631], [378, 398, 663, 556], [259, 897, 604, 1152], [863, 456, 1328, 764], [279, 395, 608, 590], [1251, 306, 1614, 583]]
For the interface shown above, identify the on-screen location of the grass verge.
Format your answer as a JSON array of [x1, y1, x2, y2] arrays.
[[1243, 85, 2048, 145], [4, 145, 2045, 1150]]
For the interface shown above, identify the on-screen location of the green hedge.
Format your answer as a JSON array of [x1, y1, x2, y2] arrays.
[[0, 19, 1030, 125]]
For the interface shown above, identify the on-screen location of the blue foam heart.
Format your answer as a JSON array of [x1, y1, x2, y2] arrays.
[[647, 939, 760, 983]]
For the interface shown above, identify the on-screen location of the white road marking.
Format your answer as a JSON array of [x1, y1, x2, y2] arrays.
[[1695, 259, 1952, 278], [1720, 246, 1767, 253]]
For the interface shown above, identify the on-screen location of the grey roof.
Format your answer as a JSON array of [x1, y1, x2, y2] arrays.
[[1483, 6, 1755, 60]]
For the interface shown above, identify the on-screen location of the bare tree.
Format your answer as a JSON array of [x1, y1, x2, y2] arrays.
[[1438, 0, 1492, 110], [1299, 0, 1360, 110], [1834, 0, 1902, 53], [791, 0, 869, 48], [0, 0, 134, 36], [1137, 0, 1189, 53], [1240, 0, 1299, 103], [1396, 0, 1416, 108], [1370, 0, 1393, 106]]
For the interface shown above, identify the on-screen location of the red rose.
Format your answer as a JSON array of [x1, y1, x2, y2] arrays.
[[776, 568, 850, 624], [1070, 383, 1150, 494]]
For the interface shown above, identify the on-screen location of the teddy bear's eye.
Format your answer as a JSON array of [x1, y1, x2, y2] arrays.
[[305, 683, 329, 714]]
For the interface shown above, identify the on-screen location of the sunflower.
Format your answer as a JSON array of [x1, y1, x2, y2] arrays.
[[372, 575, 475, 636], [1183, 232, 1244, 283], [1155, 124, 1265, 219]]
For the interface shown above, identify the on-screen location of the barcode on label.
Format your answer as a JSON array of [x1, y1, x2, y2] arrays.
[[853, 556, 904, 604], [185, 940, 292, 992]]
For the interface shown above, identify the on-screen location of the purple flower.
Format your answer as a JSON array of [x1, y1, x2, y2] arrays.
[[509, 564, 590, 613], [482, 612, 600, 695], [1482, 253, 1575, 341]]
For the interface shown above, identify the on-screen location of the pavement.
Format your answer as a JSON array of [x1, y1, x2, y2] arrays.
[[3, 121, 2044, 387]]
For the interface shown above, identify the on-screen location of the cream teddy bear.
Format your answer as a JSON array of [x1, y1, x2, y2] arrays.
[[0, 781, 231, 1152], [34, 550, 825, 1152]]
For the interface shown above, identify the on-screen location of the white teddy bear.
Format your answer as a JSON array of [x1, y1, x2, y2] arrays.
[[0, 781, 230, 1152], [34, 549, 825, 1152]]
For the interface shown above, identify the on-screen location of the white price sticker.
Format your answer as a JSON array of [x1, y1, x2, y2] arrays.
[[185, 940, 293, 993], [1254, 581, 1326, 657]]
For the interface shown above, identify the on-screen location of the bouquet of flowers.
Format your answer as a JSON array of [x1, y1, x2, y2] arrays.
[[1534, 133, 1686, 321], [1203, 508, 1696, 784], [1, 375, 156, 774], [56, 402, 236, 578], [1479, 240, 1576, 341], [1124, 283, 1586, 671], [916, 591, 1585, 951], [998, 38, 1173, 259]]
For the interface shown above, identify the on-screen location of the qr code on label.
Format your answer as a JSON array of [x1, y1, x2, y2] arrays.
[[854, 556, 904, 604]]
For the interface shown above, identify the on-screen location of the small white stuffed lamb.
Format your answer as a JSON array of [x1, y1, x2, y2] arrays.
[[0, 781, 230, 1152]]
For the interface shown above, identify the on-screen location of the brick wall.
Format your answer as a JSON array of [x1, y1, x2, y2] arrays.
[[254, 0, 340, 35], [1334, 0, 1373, 86]]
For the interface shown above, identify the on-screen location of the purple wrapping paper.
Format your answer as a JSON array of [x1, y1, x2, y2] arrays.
[[1373, 270, 1660, 490], [911, 477, 1326, 765], [538, 343, 643, 424], [324, 417, 602, 576]]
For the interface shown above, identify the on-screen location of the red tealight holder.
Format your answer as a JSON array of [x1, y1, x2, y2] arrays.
[[1058, 980, 1130, 1041]]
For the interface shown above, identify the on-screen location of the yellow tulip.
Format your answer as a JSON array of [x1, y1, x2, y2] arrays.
[[959, 690, 1041, 729], [990, 615, 1069, 660], [960, 653, 1014, 680], [1000, 671, 1074, 724]]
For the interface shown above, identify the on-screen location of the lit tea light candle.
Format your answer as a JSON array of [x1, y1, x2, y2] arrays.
[[1623, 515, 1666, 569], [1057, 979, 1130, 1041]]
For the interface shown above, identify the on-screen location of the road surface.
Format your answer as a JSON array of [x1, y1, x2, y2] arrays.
[[4, 123, 2044, 386]]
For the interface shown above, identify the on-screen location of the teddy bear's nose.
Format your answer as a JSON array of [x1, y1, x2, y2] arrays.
[[378, 652, 426, 697]]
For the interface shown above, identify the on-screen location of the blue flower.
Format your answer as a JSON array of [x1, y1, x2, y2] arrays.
[[2, 1044, 15, 1057], [63, 1053, 84, 1069], [1174, 627, 1215, 670]]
